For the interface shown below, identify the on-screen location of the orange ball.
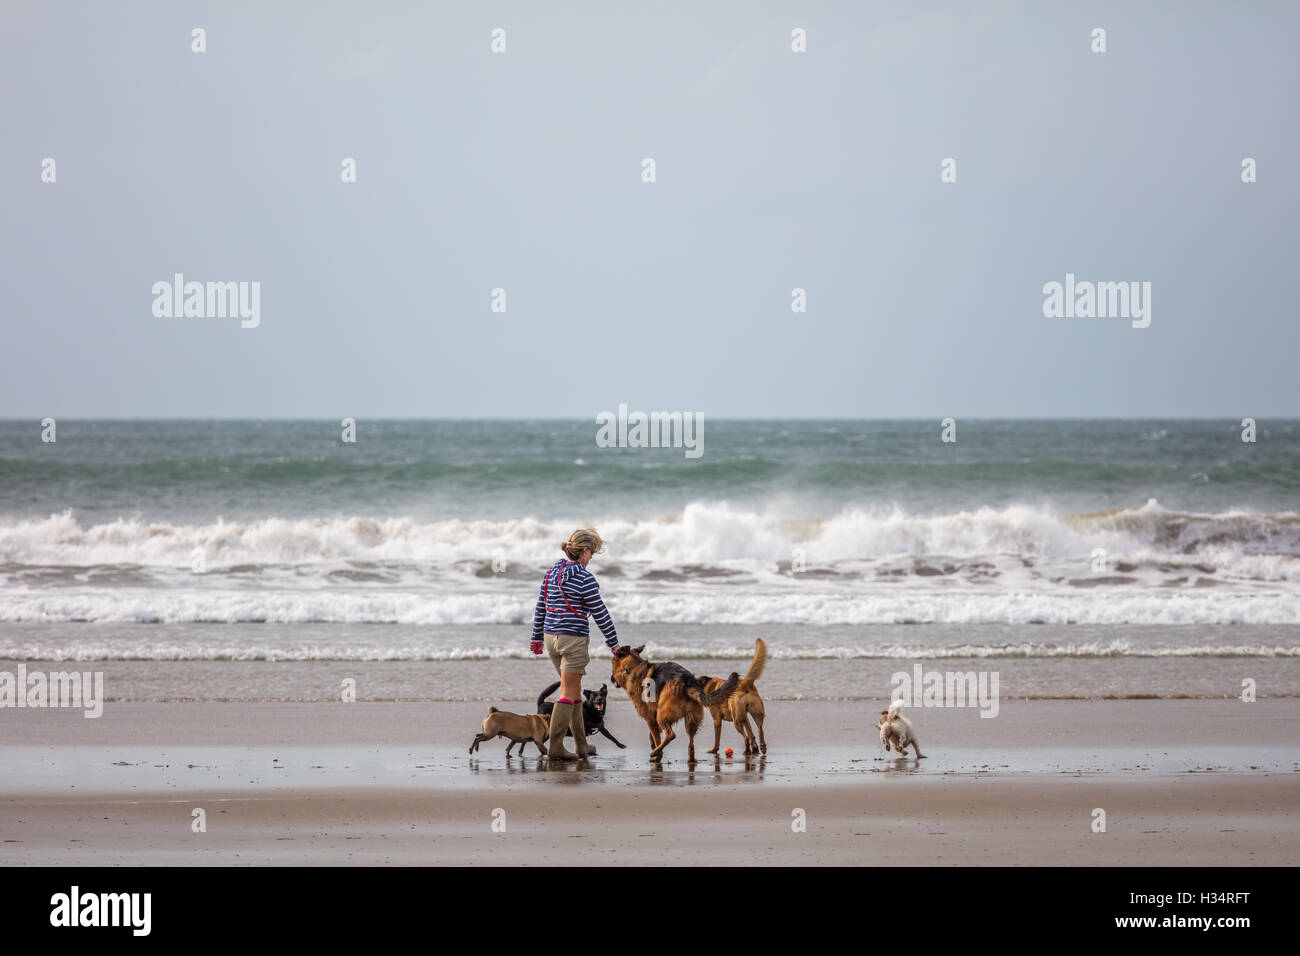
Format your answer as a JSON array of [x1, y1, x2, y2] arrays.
[[725, 748, 734, 757]]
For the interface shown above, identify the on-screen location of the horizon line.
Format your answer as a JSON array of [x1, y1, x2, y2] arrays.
[[0, 415, 1295, 423]]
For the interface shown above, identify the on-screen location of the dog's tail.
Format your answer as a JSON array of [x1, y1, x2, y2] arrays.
[[488, 706, 499, 714], [537, 681, 560, 712], [693, 672, 740, 706], [740, 638, 767, 690], [887, 699, 904, 720]]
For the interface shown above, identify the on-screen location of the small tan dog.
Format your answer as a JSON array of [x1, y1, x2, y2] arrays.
[[469, 707, 551, 756], [877, 700, 925, 758]]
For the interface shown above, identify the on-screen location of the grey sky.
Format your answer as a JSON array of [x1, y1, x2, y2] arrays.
[[2, 0, 1297, 418]]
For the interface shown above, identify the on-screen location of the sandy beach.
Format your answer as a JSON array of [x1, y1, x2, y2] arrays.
[[3, 699, 1297, 866]]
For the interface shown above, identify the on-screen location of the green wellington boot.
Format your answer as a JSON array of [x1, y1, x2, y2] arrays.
[[546, 701, 579, 760], [569, 699, 597, 756]]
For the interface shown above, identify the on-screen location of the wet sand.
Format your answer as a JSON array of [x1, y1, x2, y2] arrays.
[[2, 700, 1297, 865]]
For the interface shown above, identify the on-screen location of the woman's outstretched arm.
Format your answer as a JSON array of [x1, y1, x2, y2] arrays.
[[530, 578, 547, 647], [577, 573, 619, 649]]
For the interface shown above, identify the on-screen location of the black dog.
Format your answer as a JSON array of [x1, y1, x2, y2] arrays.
[[536, 681, 627, 750]]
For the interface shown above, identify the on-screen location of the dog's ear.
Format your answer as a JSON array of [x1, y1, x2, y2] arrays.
[[633, 645, 646, 655], [612, 646, 628, 658]]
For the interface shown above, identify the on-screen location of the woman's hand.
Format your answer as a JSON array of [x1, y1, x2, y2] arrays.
[[530, 640, 544, 655]]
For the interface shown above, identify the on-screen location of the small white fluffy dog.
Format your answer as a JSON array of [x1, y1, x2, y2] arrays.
[[877, 700, 925, 758]]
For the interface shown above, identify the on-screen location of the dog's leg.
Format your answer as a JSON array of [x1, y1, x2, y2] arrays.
[[685, 712, 703, 763], [469, 733, 490, 754], [728, 703, 751, 753], [738, 711, 758, 754], [754, 711, 767, 754], [911, 736, 925, 759], [599, 725, 627, 749], [707, 706, 722, 754], [650, 718, 676, 761]]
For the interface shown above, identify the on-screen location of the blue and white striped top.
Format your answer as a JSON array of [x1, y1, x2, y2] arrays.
[[531, 559, 619, 649]]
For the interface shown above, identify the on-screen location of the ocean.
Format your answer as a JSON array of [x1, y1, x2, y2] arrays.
[[2, 419, 1297, 700]]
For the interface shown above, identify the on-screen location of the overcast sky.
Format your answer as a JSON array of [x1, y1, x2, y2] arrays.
[[2, 0, 1297, 418]]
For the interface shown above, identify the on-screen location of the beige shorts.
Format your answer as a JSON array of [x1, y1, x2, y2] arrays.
[[544, 631, 590, 676]]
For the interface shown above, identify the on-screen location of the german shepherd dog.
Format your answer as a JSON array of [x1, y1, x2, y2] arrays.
[[610, 645, 739, 762], [536, 681, 627, 749], [699, 638, 768, 755]]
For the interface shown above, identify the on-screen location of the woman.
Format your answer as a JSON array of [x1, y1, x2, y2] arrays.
[[530, 529, 619, 760]]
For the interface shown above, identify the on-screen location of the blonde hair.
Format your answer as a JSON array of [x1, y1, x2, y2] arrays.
[[561, 529, 604, 561]]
